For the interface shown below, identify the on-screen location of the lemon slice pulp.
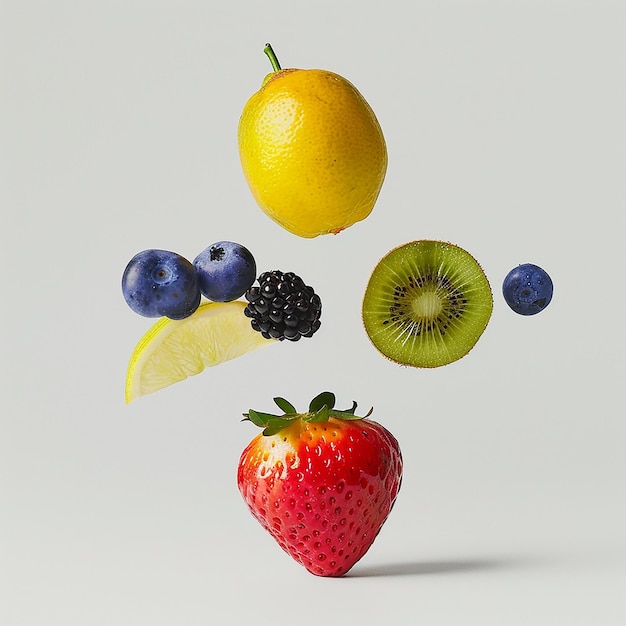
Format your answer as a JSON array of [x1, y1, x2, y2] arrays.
[[125, 300, 275, 403]]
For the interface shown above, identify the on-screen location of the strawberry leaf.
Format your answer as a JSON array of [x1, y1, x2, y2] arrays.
[[307, 404, 330, 423], [244, 392, 373, 436], [331, 409, 366, 420], [309, 392, 335, 413], [273, 397, 296, 414], [340, 400, 358, 415], [244, 409, 281, 427], [262, 424, 284, 437], [262, 415, 299, 436], [331, 401, 372, 421]]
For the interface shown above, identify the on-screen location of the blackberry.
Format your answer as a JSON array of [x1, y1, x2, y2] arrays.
[[244, 270, 322, 341]]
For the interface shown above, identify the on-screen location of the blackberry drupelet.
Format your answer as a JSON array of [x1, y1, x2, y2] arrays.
[[244, 270, 322, 341]]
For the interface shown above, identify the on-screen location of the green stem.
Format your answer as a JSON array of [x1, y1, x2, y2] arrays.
[[263, 43, 282, 71]]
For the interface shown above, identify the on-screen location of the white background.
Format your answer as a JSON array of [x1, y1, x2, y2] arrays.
[[2, 1, 625, 624]]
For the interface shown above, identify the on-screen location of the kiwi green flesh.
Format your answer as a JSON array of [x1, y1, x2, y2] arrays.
[[362, 240, 493, 368]]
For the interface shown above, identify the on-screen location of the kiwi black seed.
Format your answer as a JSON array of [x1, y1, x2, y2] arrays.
[[362, 240, 493, 368]]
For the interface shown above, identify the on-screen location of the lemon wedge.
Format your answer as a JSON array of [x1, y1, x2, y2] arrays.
[[125, 300, 275, 403]]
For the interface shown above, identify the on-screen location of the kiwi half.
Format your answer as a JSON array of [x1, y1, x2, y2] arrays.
[[362, 240, 493, 368]]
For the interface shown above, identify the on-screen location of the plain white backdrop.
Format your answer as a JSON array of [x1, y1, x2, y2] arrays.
[[2, 1, 625, 624]]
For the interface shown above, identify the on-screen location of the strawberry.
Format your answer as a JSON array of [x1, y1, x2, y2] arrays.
[[237, 392, 403, 577]]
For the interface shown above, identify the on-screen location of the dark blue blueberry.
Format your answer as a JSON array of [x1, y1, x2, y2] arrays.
[[122, 249, 201, 319], [193, 241, 256, 302], [502, 263, 553, 316]]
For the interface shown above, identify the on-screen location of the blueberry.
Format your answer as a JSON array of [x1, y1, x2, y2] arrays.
[[502, 263, 553, 316], [193, 241, 257, 302], [122, 249, 201, 319]]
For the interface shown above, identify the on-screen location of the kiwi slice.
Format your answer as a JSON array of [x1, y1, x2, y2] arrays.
[[362, 240, 493, 368]]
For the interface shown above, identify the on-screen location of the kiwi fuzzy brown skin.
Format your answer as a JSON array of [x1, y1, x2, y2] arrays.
[[362, 240, 493, 368]]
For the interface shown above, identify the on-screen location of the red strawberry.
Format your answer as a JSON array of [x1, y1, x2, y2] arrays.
[[237, 392, 403, 577]]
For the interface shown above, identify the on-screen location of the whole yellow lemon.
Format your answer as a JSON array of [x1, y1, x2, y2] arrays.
[[238, 45, 388, 238]]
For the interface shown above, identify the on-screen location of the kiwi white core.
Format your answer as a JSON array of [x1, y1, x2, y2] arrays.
[[412, 291, 442, 319]]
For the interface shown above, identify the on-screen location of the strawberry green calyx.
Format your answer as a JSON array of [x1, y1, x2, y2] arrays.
[[243, 391, 373, 437]]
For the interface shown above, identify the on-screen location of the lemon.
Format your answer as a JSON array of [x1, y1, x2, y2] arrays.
[[125, 300, 274, 403], [238, 44, 387, 238]]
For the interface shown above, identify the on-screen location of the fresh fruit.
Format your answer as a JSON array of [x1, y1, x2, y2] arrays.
[[237, 392, 402, 577], [362, 240, 493, 368], [244, 270, 322, 341], [502, 263, 553, 315], [125, 300, 275, 403], [193, 241, 257, 302], [238, 44, 387, 238], [122, 249, 200, 320]]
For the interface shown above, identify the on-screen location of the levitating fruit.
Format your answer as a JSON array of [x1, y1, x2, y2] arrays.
[[237, 392, 403, 577], [122, 249, 201, 320], [125, 301, 275, 403], [502, 263, 553, 315], [362, 240, 493, 368], [244, 270, 322, 341], [193, 241, 257, 302], [238, 44, 387, 238]]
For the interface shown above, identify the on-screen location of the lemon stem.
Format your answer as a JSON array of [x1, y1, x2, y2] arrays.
[[264, 43, 282, 72]]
